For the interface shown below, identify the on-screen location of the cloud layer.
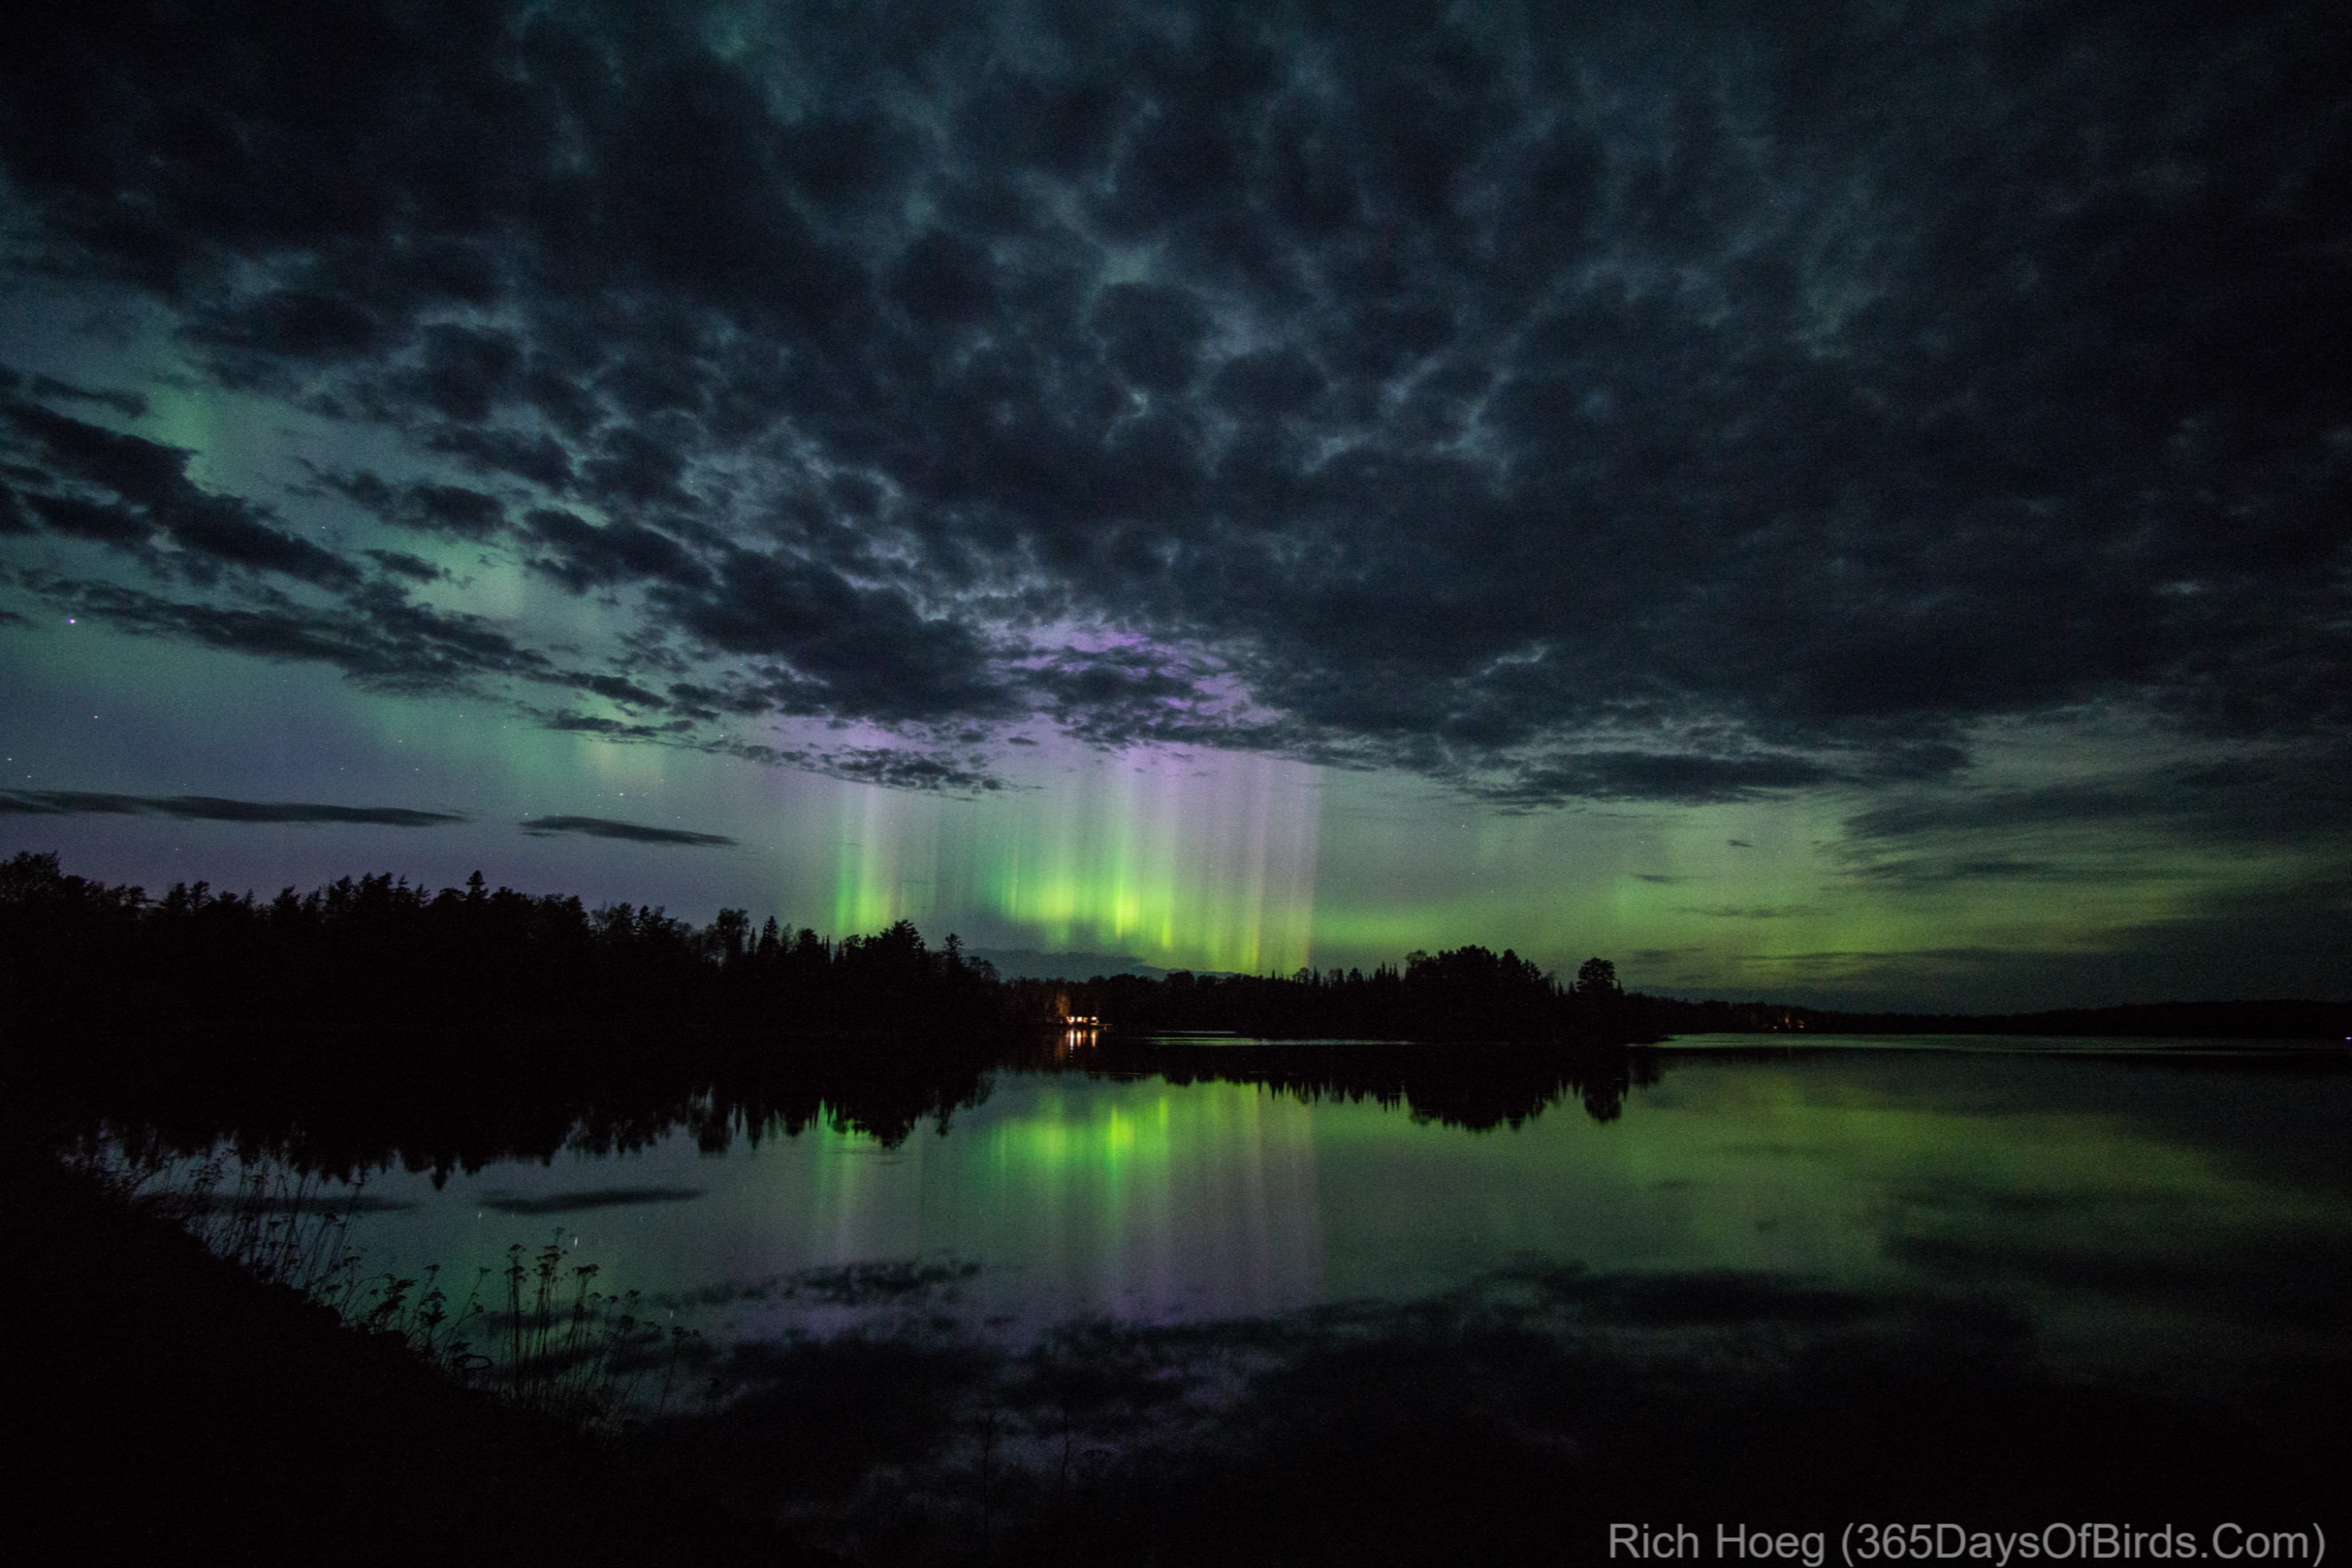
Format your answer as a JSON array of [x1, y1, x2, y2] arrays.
[[1, 0, 2347, 811], [518, 816, 736, 847], [0, 790, 464, 827]]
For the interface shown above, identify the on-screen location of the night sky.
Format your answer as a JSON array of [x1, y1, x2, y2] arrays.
[[2, 2, 2346, 1009]]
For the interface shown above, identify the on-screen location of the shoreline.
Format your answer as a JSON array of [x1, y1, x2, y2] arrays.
[[1, 1137, 822, 1566]]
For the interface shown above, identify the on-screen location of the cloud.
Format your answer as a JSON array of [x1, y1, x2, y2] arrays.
[[517, 815, 735, 846], [1692, 879, 2352, 1009], [19, 573, 558, 696], [719, 740, 1007, 796], [25, 372, 147, 419], [536, 712, 677, 739], [1839, 857, 2083, 888], [3, 398, 361, 588], [565, 671, 667, 708], [524, 507, 707, 592], [319, 472, 506, 539], [1844, 784, 2150, 842], [662, 548, 1017, 723], [0, 790, 464, 826], [1841, 744, 2352, 853], [1676, 905, 1829, 920], [364, 548, 443, 582], [0, 2, 2346, 805], [814, 748, 1006, 794], [1486, 751, 1840, 807]]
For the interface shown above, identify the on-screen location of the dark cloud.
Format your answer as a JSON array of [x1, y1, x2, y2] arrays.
[[0, 790, 464, 826], [1840, 856, 2083, 889], [1695, 871, 2352, 1009], [525, 507, 708, 593], [716, 739, 1005, 796], [321, 472, 506, 539], [814, 748, 1005, 794], [19, 572, 557, 695], [1487, 751, 1840, 807], [25, 373, 147, 418], [563, 671, 667, 708], [1024, 647, 1238, 749], [889, 228, 998, 328], [414, 323, 523, 423], [364, 548, 443, 582], [423, 426, 575, 491], [188, 288, 389, 378], [3, 399, 360, 588], [1842, 745, 2352, 854], [1676, 905, 1829, 921], [667, 548, 1015, 724], [518, 815, 735, 846], [579, 428, 691, 510], [537, 711, 682, 740], [24, 492, 150, 547], [0, 1, 2346, 803], [1845, 785, 2142, 842]]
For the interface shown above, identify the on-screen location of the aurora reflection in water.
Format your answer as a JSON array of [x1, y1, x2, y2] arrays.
[[299, 1041, 2350, 1396]]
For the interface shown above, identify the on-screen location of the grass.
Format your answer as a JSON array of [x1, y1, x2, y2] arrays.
[[81, 1138, 711, 1431], [5, 1131, 816, 1565]]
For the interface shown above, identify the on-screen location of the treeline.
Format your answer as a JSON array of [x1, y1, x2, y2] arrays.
[[0, 851, 1011, 1047], [0, 853, 1651, 1049], [1014, 949, 1644, 1042], [1, 851, 1013, 1174]]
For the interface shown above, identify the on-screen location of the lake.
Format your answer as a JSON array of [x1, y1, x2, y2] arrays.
[[140, 1034, 2352, 1557], [290, 1036, 2344, 1389]]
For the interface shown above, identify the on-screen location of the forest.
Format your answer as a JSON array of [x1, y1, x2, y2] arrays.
[[0, 851, 1653, 1049], [11, 852, 2341, 1064]]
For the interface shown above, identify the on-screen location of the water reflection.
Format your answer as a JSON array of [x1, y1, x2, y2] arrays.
[[167, 1041, 2333, 1394], [73, 1038, 2350, 1555], [1105, 1035, 1662, 1124], [82, 1038, 2352, 1382]]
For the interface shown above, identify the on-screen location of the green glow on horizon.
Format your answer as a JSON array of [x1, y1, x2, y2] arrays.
[[1295, 759, 2330, 995], [10, 611, 2343, 1006], [821, 748, 1321, 972]]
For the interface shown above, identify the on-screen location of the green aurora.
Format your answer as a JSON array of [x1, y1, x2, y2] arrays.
[[4, 609, 2329, 1006]]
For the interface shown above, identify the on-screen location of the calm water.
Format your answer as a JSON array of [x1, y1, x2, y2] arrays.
[[299, 1035, 2350, 1396]]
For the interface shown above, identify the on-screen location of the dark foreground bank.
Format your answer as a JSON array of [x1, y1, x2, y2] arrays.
[[0, 1140, 821, 1567]]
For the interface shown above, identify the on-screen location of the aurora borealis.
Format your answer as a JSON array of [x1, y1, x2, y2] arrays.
[[2, 2, 2347, 1007]]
